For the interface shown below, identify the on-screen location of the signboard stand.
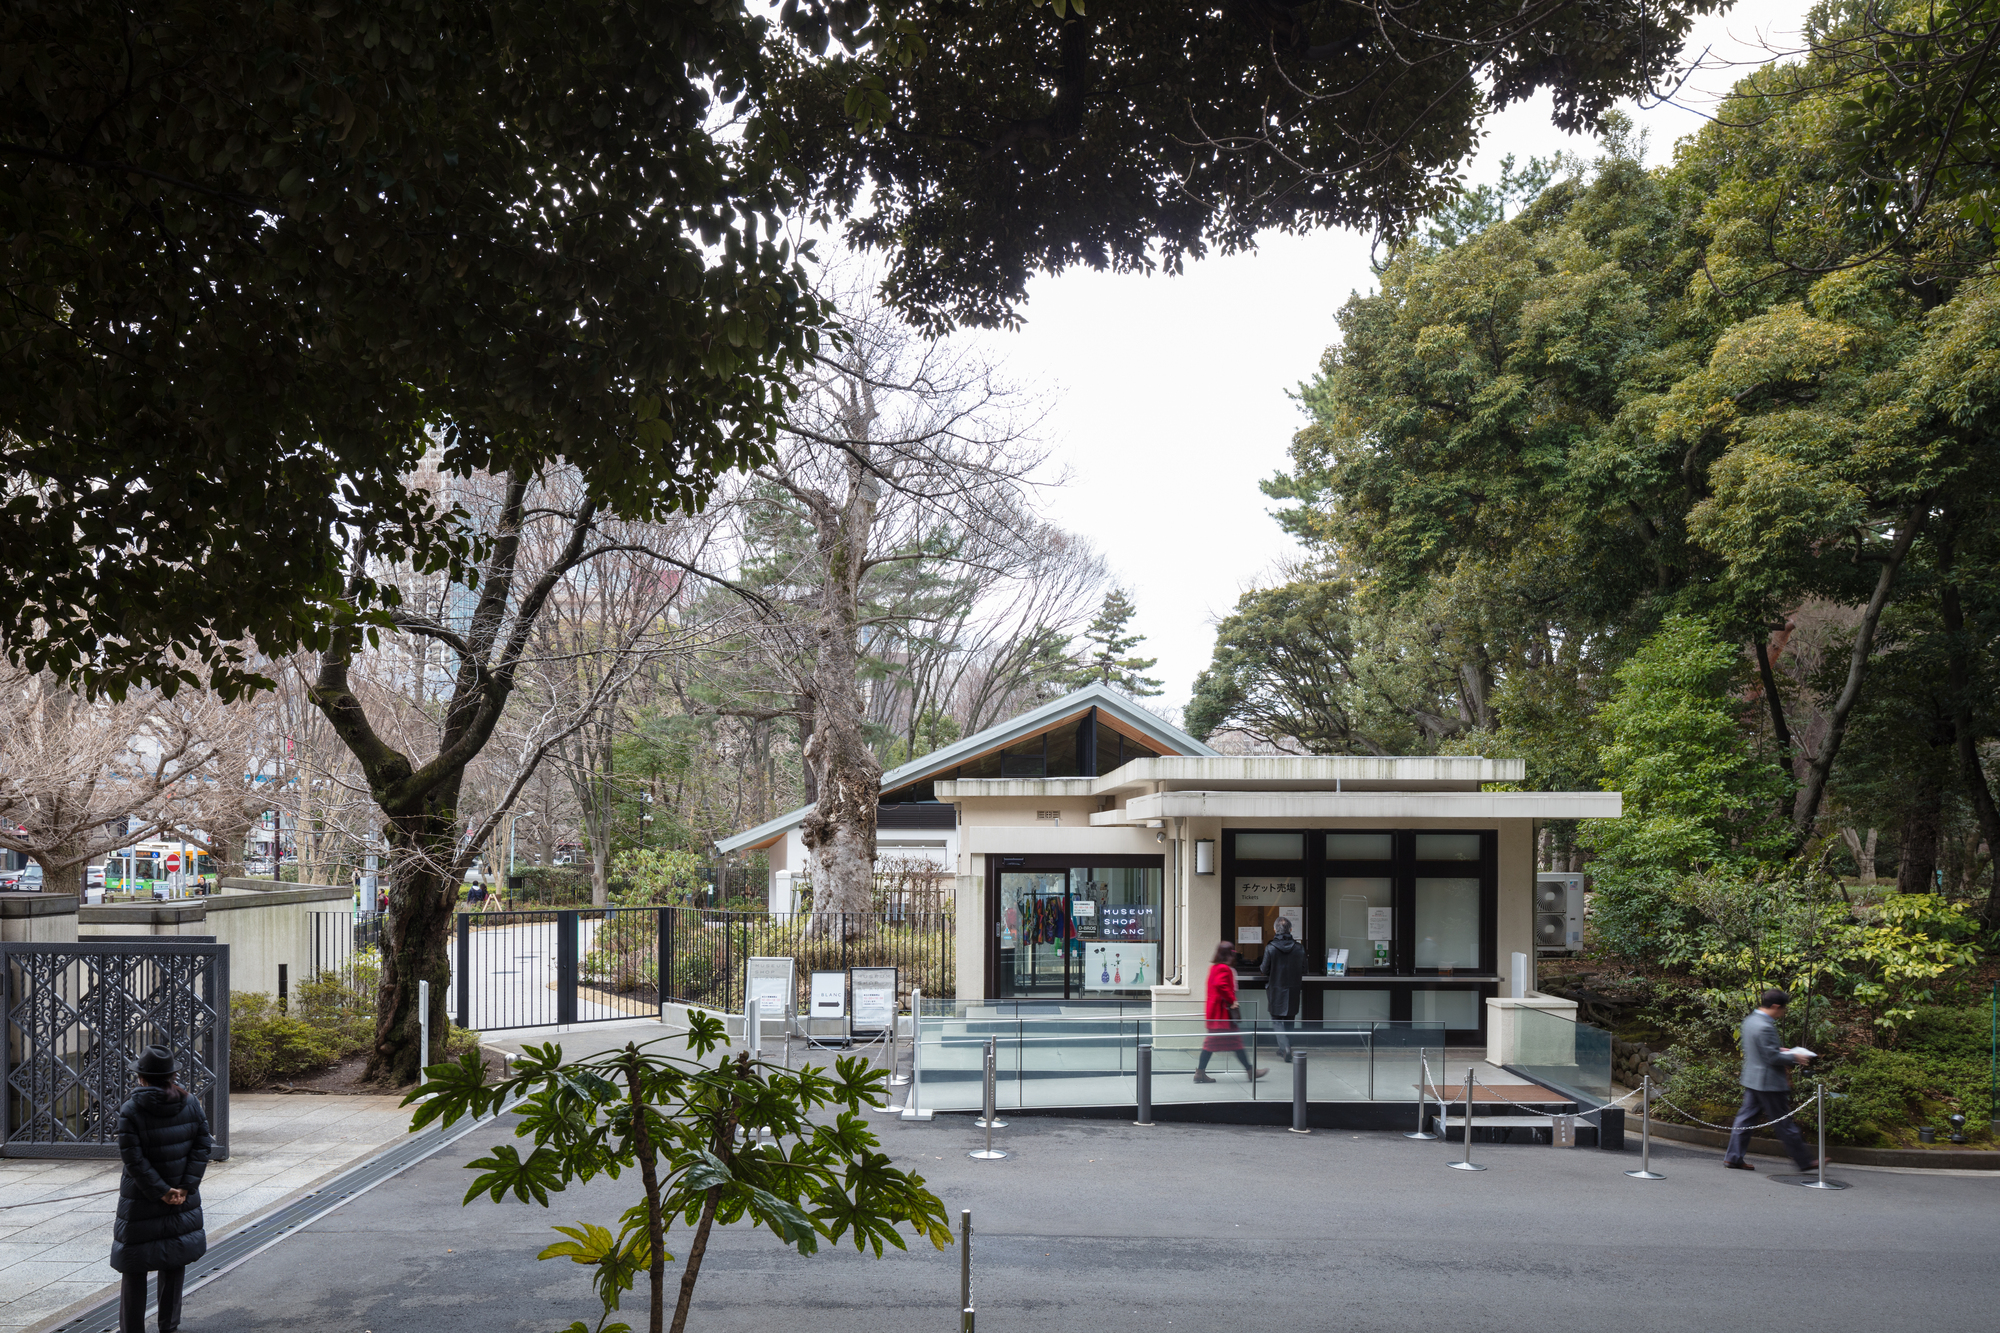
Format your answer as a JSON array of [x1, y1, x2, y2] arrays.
[[805, 970, 850, 1048], [745, 957, 796, 1042]]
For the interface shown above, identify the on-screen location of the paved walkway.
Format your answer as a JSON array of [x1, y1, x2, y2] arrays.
[[0, 1094, 412, 1333], [171, 1094, 2000, 1333]]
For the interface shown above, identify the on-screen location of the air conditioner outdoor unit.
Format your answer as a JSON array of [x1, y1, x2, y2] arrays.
[[1535, 873, 1586, 954]]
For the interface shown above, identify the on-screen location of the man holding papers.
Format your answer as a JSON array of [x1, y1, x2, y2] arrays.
[[1723, 988, 1818, 1172]]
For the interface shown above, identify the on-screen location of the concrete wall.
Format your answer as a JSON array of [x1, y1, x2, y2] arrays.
[[75, 882, 352, 996], [203, 885, 353, 996], [0, 892, 80, 944]]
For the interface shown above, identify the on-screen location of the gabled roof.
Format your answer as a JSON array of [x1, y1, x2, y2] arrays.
[[716, 684, 1217, 854]]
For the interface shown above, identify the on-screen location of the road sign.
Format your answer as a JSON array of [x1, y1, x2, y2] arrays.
[[165, 853, 181, 873]]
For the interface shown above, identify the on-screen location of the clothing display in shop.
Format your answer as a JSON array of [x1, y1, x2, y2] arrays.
[[1018, 895, 1076, 945]]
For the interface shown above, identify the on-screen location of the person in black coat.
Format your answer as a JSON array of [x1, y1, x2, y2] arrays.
[[112, 1045, 213, 1333], [1262, 917, 1307, 1062]]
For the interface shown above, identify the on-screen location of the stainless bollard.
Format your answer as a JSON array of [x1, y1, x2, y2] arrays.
[[969, 1041, 1009, 1160], [1288, 1051, 1311, 1134], [746, 996, 760, 1061], [1797, 1082, 1850, 1189], [960, 1208, 975, 1332], [1626, 1074, 1666, 1179], [1135, 1044, 1155, 1127], [889, 992, 910, 1086], [900, 989, 933, 1121], [1448, 1064, 1487, 1171], [1405, 1048, 1439, 1139], [418, 979, 430, 1073], [974, 1036, 1008, 1130]]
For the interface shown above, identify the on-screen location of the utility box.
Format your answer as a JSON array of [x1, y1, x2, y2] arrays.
[[1535, 873, 1586, 954]]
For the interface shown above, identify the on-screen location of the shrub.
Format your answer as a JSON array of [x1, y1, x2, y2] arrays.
[[229, 992, 346, 1089]]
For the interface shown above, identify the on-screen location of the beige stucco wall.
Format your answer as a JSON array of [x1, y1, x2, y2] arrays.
[[954, 810, 1545, 1009]]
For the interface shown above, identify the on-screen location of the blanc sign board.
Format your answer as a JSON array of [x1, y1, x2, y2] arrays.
[[848, 967, 897, 1034], [806, 970, 850, 1044]]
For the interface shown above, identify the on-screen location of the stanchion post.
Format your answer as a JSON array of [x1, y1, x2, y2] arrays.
[[418, 979, 430, 1073], [1448, 1065, 1487, 1171], [1405, 1048, 1439, 1139], [1135, 1044, 1154, 1126], [960, 1208, 975, 1332], [1289, 1051, 1311, 1134], [900, 988, 933, 1122], [970, 1040, 1010, 1160], [746, 996, 760, 1061], [1625, 1074, 1665, 1180], [1797, 1082, 1850, 1190], [889, 989, 910, 1086], [974, 1036, 1008, 1130]]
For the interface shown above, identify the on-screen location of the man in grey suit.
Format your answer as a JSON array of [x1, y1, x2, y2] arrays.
[[1723, 988, 1816, 1171]]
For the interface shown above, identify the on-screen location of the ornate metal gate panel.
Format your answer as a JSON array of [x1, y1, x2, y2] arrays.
[[1, 941, 229, 1158]]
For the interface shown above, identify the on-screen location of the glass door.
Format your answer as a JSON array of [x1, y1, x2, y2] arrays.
[[995, 864, 1164, 999], [998, 871, 1072, 998]]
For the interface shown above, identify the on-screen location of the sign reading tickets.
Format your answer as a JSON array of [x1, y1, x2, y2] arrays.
[[849, 966, 897, 1033], [1235, 876, 1304, 905], [809, 970, 847, 1018]]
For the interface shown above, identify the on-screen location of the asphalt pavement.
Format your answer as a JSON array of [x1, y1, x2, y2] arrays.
[[174, 1107, 2000, 1333]]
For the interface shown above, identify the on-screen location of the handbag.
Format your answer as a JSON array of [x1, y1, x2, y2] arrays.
[[1227, 1003, 1242, 1022]]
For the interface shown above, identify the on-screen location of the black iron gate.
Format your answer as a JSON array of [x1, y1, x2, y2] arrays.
[[0, 940, 230, 1159], [308, 907, 956, 1032]]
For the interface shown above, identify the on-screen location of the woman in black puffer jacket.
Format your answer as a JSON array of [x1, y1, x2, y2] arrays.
[[112, 1045, 213, 1333]]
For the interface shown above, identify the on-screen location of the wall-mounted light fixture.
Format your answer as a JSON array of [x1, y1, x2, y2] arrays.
[[1194, 839, 1215, 875]]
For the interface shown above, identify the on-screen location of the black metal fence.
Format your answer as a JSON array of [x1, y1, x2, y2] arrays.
[[1, 941, 230, 1159], [309, 907, 955, 1032]]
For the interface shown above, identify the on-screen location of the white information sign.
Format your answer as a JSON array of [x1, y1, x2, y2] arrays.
[[746, 957, 795, 1022], [809, 971, 847, 1018], [849, 966, 897, 1033], [1237, 925, 1263, 945], [1367, 907, 1394, 941]]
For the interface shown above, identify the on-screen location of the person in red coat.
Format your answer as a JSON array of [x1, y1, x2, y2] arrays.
[[1195, 941, 1267, 1084]]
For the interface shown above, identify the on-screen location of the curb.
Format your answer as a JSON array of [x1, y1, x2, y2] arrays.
[[1646, 1119, 2000, 1170]]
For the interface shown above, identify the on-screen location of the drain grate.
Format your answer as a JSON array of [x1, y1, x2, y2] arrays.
[[46, 1109, 499, 1333]]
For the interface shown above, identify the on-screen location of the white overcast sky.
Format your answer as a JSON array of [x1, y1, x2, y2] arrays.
[[966, 0, 1815, 717]]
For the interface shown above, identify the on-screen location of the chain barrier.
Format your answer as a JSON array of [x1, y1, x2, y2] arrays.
[[1652, 1095, 1806, 1135]]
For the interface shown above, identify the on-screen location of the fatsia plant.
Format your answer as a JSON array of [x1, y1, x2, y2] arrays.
[[407, 1010, 951, 1333]]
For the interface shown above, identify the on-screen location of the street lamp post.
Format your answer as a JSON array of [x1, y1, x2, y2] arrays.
[[507, 811, 537, 878]]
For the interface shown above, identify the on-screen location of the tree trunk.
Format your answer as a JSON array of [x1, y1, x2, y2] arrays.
[[800, 405, 882, 934], [1895, 763, 1944, 895], [1840, 827, 1878, 883], [375, 782, 464, 1083], [1790, 508, 1924, 848], [1940, 581, 2000, 919]]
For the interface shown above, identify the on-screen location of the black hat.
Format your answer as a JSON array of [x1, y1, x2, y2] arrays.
[[135, 1045, 176, 1077]]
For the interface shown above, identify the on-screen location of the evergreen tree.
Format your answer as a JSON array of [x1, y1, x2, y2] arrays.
[[1059, 589, 1163, 697]]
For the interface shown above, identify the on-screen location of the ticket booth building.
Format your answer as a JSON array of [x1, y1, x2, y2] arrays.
[[942, 754, 1618, 1046]]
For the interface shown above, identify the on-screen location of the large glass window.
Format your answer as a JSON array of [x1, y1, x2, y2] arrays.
[[996, 863, 1161, 999], [1414, 832, 1482, 861], [1411, 989, 1481, 1028], [1324, 876, 1393, 970], [1413, 877, 1480, 970], [1232, 874, 1302, 966], [1324, 989, 1393, 1021], [1235, 832, 1304, 860], [1326, 833, 1393, 860]]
